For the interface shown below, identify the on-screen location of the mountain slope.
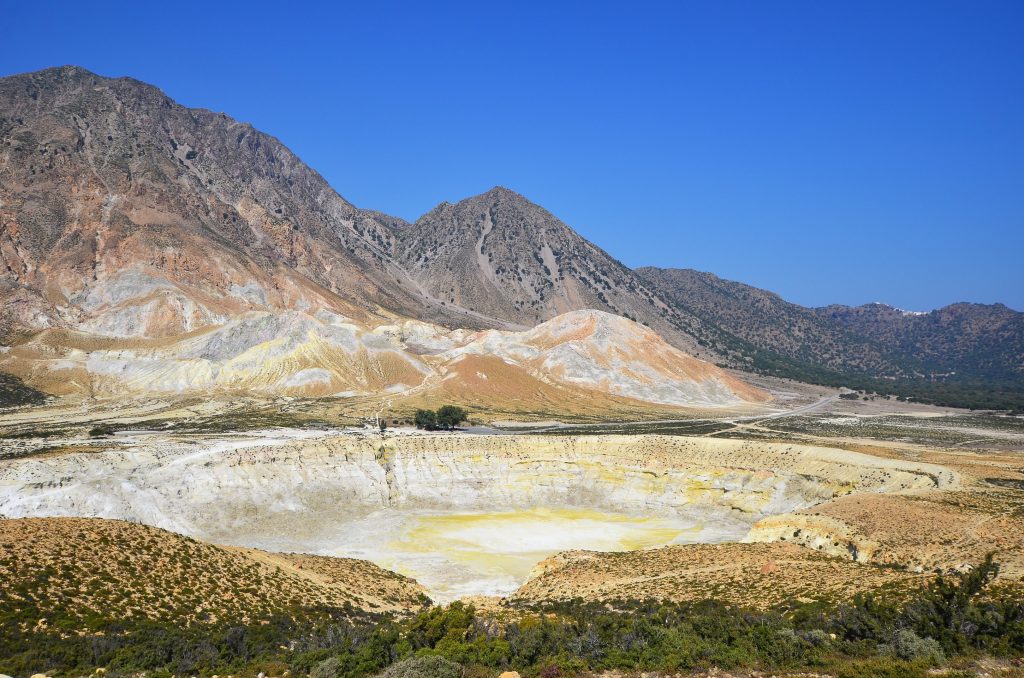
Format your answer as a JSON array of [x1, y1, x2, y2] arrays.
[[423, 310, 767, 412], [817, 302, 1024, 381], [0, 65, 490, 339], [0, 308, 766, 413], [637, 267, 1024, 402], [0, 516, 427, 628], [393, 187, 709, 354], [0, 516, 428, 675], [635, 268, 906, 376]]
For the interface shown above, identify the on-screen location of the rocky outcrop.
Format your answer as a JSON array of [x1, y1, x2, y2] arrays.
[[744, 513, 880, 562], [746, 491, 1024, 577]]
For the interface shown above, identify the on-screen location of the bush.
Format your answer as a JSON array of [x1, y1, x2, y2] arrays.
[[311, 656, 345, 678], [889, 629, 944, 663], [3, 553, 1021, 677], [435, 406, 467, 430], [380, 655, 463, 678]]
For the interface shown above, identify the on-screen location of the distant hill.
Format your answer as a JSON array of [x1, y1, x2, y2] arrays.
[[817, 301, 1024, 382], [638, 267, 1024, 408]]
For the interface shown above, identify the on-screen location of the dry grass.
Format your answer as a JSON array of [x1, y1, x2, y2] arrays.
[[512, 542, 923, 609], [796, 489, 1024, 577], [0, 517, 427, 634]]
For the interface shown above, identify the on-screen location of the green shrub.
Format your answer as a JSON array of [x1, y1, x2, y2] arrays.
[[435, 405, 467, 430], [380, 655, 464, 678], [889, 628, 945, 663], [413, 406, 468, 431], [414, 409, 438, 431], [3, 555, 1022, 677], [311, 656, 344, 678]]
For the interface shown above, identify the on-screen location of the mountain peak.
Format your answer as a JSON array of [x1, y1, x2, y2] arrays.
[[396, 186, 695, 349], [481, 185, 522, 199], [453, 185, 534, 209], [7, 64, 97, 80]]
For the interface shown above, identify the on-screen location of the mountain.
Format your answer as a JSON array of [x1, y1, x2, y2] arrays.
[[0, 67, 702, 349], [393, 187, 709, 354], [1, 65, 1019, 412], [0, 65, 496, 341], [638, 267, 1024, 405], [634, 268, 904, 376], [0, 66, 767, 414], [817, 302, 1024, 381]]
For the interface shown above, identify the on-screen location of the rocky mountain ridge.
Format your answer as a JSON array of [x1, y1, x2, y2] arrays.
[[638, 267, 1024, 391], [1, 66, 1020, 409], [0, 65, 504, 341]]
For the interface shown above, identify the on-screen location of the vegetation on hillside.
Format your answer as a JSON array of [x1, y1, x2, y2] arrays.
[[3, 551, 1022, 677], [0, 372, 48, 409], [638, 267, 1024, 411]]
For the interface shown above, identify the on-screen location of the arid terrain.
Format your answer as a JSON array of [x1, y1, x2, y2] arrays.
[[3, 394, 1022, 599], [2, 64, 1023, 677]]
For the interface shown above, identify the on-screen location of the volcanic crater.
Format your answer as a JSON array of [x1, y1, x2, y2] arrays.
[[0, 430, 954, 600]]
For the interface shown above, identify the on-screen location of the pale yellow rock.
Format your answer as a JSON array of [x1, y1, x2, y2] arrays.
[[499, 672, 522, 678]]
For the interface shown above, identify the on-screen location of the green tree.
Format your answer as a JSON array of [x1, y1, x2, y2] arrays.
[[414, 409, 438, 431], [435, 405, 468, 430]]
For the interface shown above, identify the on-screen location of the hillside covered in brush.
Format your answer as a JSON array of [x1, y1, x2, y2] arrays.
[[638, 267, 1024, 408]]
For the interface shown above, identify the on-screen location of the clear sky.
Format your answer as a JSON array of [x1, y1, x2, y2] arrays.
[[3, 1, 1022, 311]]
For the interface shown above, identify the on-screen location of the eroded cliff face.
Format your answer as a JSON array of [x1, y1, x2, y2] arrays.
[[0, 433, 951, 526]]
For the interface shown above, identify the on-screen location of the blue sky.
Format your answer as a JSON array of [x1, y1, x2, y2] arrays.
[[3, 1, 1022, 311]]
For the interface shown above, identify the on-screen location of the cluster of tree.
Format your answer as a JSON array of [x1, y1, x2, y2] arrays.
[[413, 405, 468, 431], [5, 554, 1023, 678]]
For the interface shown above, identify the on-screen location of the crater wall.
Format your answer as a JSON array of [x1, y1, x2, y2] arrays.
[[0, 432, 955, 546]]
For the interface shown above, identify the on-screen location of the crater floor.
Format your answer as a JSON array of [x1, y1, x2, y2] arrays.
[[316, 506, 735, 600]]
